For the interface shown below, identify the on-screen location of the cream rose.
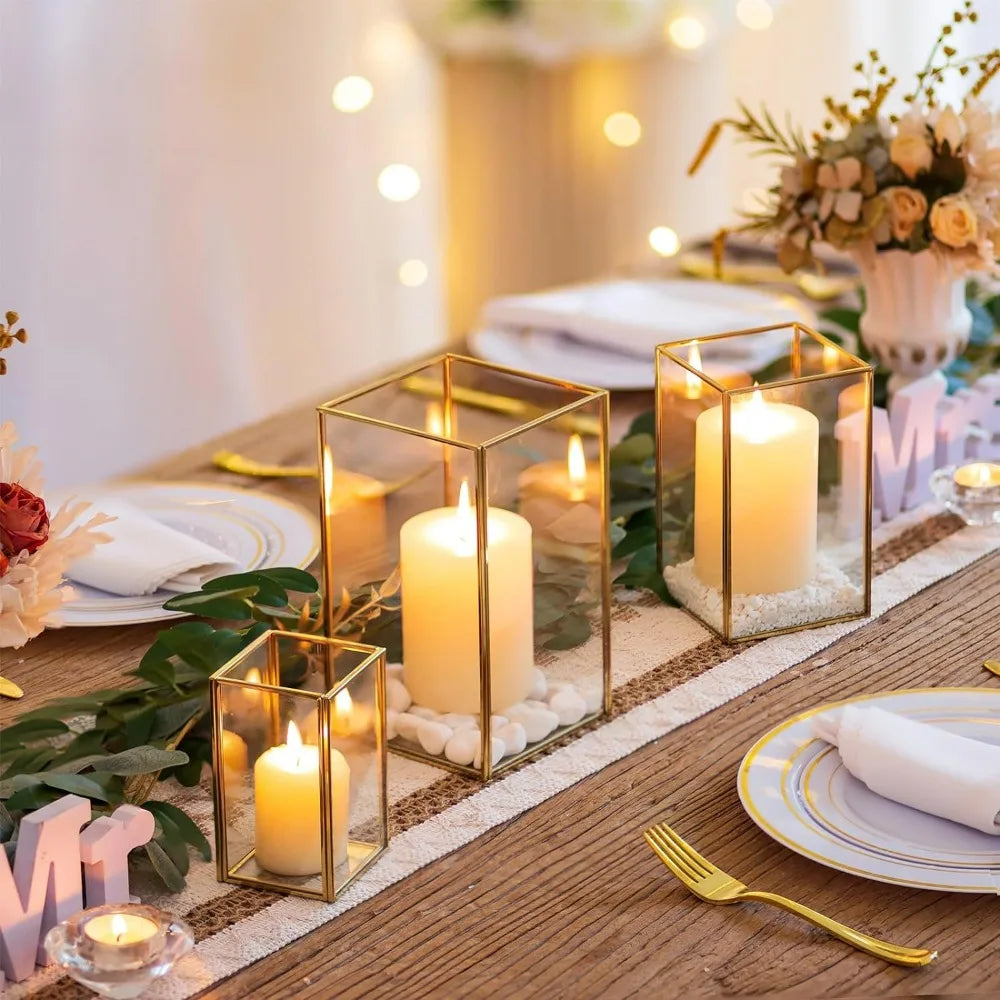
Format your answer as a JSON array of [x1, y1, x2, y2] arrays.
[[930, 195, 978, 248], [890, 132, 933, 179], [933, 106, 965, 152], [883, 186, 928, 242]]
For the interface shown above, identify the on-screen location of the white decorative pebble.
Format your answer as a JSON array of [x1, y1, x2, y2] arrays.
[[395, 712, 422, 743], [529, 668, 547, 700], [386, 677, 411, 713], [549, 688, 587, 726], [387, 662, 404, 679], [444, 728, 479, 766], [417, 720, 453, 756], [386, 709, 399, 740], [490, 714, 508, 730], [507, 705, 560, 743], [441, 713, 477, 731], [547, 680, 573, 693], [524, 699, 550, 712], [581, 686, 603, 714], [409, 705, 438, 721], [473, 736, 505, 769], [496, 722, 527, 756]]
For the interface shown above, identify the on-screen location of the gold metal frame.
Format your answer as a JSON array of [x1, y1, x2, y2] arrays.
[[210, 630, 388, 902], [317, 352, 612, 780], [654, 322, 874, 643]]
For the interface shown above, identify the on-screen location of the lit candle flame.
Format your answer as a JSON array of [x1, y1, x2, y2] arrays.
[[455, 478, 475, 553], [286, 719, 303, 767], [685, 342, 703, 400], [246, 667, 261, 686], [334, 687, 353, 720], [822, 344, 840, 372], [975, 464, 991, 487], [425, 401, 444, 437], [567, 434, 587, 502], [110, 913, 128, 944]]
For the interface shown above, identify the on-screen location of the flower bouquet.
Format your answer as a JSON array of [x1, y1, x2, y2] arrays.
[[0, 313, 111, 651], [691, 1, 1000, 386]]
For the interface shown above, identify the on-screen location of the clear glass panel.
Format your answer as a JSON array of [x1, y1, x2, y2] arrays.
[[319, 354, 610, 777], [657, 327, 871, 641]]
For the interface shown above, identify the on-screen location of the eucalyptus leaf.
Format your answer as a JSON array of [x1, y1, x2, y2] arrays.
[[610, 433, 654, 468], [145, 801, 211, 861], [151, 699, 205, 741], [144, 840, 186, 892], [0, 802, 14, 840], [40, 773, 111, 802], [153, 822, 190, 877], [0, 717, 70, 745], [91, 746, 190, 776]]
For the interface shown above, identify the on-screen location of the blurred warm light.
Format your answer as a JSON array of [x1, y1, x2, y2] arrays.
[[399, 258, 429, 287], [736, 0, 774, 30], [822, 344, 840, 372], [378, 164, 421, 202], [365, 20, 419, 72], [331, 76, 373, 113], [686, 342, 703, 399], [603, 111, 642, 148], [666, 15, 707, 50], [649, 226, 681, 257]]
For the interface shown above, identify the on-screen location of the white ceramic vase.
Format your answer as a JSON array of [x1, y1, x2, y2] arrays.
[[853, 247, 971, 392]]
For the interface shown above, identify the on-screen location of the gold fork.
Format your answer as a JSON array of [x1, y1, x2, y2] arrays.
[[643, 822, 936, 968]]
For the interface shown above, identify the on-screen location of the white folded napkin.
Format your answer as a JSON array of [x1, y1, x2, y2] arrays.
[[65, 498, 240, 596], [480, 279, 809, 364], [814, 705, 1000, 835]]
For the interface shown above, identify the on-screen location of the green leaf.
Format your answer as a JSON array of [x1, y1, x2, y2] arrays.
[[145, 801, 211, 861], [144, 840, 186, 892], [817, 307, 861, 335], [39, 773, 111, 802], [123, 705, 157, 748], [0, 801, 14, 839], [543, 614, 593, 650], [0, 718, 70, 745], [91, 746, 189, 776], [6, 783, 55, 812], [257, 568, 320, 593], [203, 572, 288, 607], [627, 410, 655, 438], [610, 433, 654, 468], [613, 526, 657, 559], [162, 588, 258, 620], [153, 822, 190, 877], [150, 698, 205, 741], [134, 658, 177, 688]]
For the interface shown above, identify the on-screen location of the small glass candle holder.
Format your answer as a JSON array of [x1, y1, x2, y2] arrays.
[[317, 353, 611, 779], [43, 904, 193, 1000], [930, 462, 1000, 526], [210, 630, 387, 901], [656, 324, 874, 641]]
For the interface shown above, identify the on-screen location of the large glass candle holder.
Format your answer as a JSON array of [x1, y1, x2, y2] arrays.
[[317, 353, 611, 780], [210, 630, 387, 901], [655, 324, 873, 642]]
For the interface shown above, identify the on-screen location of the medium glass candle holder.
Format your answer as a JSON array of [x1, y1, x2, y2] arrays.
[[210, 630, 387, 901], [317, 353, 611, 779], [44, 904, 193, 1000], [930, 461, 1000, 525], [655, 324, 873, 642]]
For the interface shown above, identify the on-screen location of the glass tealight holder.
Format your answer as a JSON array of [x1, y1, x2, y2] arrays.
[[44, 904, 193, 1000], [317, 353, 611, 780], [930, 461, 1000, 526], [210, 630, 387, 901], [655, 324, 873, 642]]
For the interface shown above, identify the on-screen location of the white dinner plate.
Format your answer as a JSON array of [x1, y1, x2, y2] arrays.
[[469, 279, 817, 390], [60, 482, 320, 627], [738, 688, 1000, 893]]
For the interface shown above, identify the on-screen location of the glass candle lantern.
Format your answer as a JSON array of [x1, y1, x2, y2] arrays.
[[210, 630, 387, 901], [655, 324, 873, 642], [317, 353, 611, 780]]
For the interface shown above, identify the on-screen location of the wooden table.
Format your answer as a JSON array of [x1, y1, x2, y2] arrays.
[[7, 396, 999, 1000]]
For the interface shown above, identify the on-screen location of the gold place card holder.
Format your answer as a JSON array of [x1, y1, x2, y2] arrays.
[[210, 630, 387, 901], [317, 354, 611, 780], [655, 324, 873, 642]]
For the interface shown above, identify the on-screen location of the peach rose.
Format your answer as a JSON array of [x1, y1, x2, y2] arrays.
[[883, 186, 928, 242], [890, 132, 933, 179], [930, 195, 978, 249]]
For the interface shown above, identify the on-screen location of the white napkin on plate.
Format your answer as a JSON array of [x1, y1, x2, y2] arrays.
[[65, 498, 240, 596], [814, 705, 1000, 835]]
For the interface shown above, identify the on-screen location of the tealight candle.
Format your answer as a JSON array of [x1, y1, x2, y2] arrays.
[[954, 462, 1000, 491], [81, 910, 161, 970], [400, 479, 534, 715], [253, 720, 349, 876], [517, 434, 601, 504], [694, 387, 818, 594]]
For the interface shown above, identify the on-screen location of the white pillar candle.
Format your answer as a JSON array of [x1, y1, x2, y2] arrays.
[[253, 721, 349, 876], [694, 389, 818, 594], [400, 481, 534, 715]]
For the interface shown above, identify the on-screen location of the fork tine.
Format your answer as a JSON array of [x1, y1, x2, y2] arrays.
[[643, 830, 699, 887], [654, 822, 716, 877], [645, 827, 704, 883]]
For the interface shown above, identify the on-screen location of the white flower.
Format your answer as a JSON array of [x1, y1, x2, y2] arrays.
[[933, 105, 965, 152], [930, 195, 978, 249]]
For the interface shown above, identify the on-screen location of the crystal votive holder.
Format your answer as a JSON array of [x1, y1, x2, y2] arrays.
[[43, 904, 193, 1000], [655, 323, 874, 642], [930, 463, 1000, 526]]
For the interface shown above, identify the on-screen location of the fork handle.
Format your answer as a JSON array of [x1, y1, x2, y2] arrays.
[[739, 891, 935, 967]]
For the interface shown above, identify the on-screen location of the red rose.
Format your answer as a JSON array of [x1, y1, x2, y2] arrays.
[[0, 551, 7, 576], [0, 482, 49, 556]]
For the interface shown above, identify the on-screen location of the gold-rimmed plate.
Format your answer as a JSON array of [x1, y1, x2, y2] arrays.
[[61, 482, 320, 627], [738, 688, 1000, 892]]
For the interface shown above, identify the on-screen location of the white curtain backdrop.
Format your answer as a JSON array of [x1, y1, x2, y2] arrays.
[[0, 0, 992, 487], [0, 0, 445, 488]]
